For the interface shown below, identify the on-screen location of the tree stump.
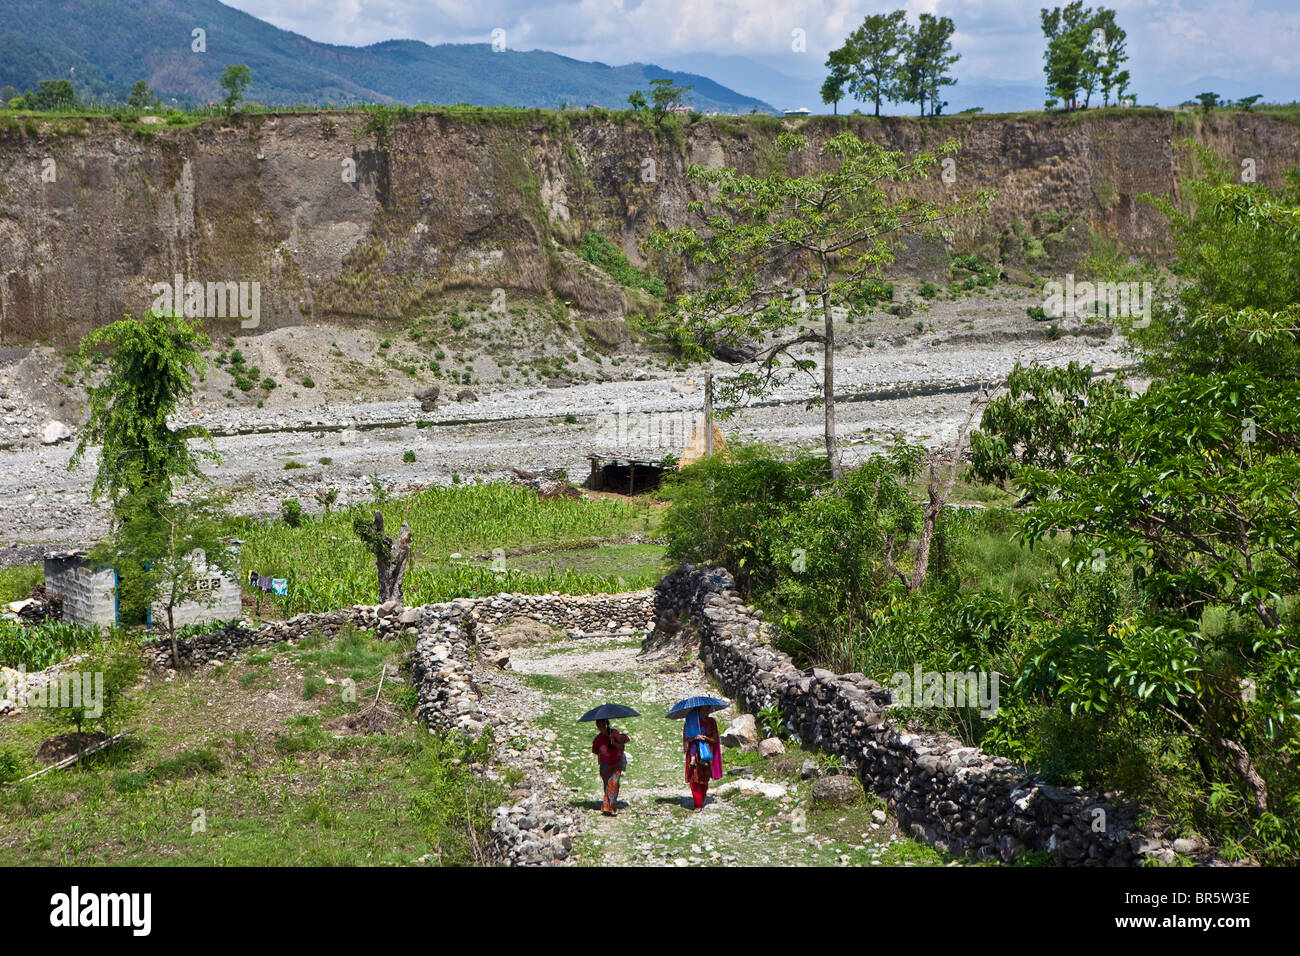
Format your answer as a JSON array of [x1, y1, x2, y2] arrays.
[[353, 510, 413, 606]]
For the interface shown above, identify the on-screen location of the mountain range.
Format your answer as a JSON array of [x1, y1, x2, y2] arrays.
[[0, 0, 773, 112]]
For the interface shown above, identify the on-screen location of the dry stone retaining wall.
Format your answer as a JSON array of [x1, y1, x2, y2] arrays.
[[653, 564, 1189, 867], [150, 589, 655, 866]]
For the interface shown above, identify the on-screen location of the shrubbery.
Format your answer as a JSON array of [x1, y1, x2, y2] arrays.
[[578, 231, 667, 298]]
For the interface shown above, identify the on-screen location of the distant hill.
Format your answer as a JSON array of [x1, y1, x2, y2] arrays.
[[0, 0, 774, 112]]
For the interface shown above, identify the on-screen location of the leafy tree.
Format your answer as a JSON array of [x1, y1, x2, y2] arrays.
[[820, 47, 854, 115], [1089, 8, 1130, 106], [649, 131, 994, 479], [626, 90, 647, 111], [839, 10, 910, 117], [970, 361, 1131, 487], [1137, 144, 1300, 380], [90, 488, 236, 668], [1040, 2, 1104, 110], [647, 78, 692, 126], [899, 13, 959, 116], [1235, 94, 1262, 112], [218, 64, 251, 116], [71, 310, 216, 523], [127, 80, 158, 110], [978, 164, 1300, 822], [1014, 365, 1300, 816], [1196, 91, 1221, 114], [22, 78, 77, 111]]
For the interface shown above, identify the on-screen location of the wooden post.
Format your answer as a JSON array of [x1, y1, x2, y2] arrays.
[[704, 372, 714, 457]]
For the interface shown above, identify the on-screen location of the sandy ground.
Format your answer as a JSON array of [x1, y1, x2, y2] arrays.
[[0, 282, 1131, 558]]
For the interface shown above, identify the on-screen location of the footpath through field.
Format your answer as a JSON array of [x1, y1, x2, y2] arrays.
[[495, 632, 950, 867]]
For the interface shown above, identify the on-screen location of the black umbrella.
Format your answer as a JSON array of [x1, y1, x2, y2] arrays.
[[578, 703, 641, 722]]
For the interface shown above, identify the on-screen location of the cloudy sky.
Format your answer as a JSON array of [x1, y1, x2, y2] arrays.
[[224, 0, 1300, 108]]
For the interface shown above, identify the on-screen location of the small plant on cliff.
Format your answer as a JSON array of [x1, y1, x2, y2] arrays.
[[579, 232, 666, 297], [360, 104, 412, 150]]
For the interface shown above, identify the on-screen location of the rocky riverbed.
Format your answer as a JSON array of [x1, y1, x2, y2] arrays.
[[0, 284, 1131, 556]]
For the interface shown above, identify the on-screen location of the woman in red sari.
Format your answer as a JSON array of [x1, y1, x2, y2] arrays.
[[591, 718, 629, 816], [683, 707, 723, 809]]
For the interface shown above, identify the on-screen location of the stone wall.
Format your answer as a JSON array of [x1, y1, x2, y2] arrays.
[[148, 588, 655, 866], [652, 564, 1190, 867]]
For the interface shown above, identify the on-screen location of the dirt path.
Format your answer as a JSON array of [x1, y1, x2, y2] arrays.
[[499, 634, 954, 867]]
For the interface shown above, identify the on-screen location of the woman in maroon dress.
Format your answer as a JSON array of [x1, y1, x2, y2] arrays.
[[591, 718, 630, 816]]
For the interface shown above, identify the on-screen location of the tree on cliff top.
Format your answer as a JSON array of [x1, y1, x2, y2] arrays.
[[898, 13, 959, 117], [1041, 4, 1129, 110], [219, 64, 251, 116], [832, 10, 909, 118], [648, 130, 995, 479]]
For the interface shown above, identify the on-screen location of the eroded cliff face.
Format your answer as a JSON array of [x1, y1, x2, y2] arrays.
[[0, 109, 1297, 345]]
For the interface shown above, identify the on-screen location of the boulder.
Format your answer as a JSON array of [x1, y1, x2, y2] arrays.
[[757, 737, 786, 758], [720, 714, 759, 750], [714, 779, 787, 799], [415, 386, 440, 411], [812, 775, 861, 806], [41, 421, 72, 444]]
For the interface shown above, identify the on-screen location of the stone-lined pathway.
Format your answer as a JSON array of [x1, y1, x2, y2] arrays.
[[492, 632, 951, 867]]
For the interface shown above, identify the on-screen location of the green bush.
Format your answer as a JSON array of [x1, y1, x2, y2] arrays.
[[0, 746, 29, 783], [281, 498, 305, 527], [578, 231, 667, 298]]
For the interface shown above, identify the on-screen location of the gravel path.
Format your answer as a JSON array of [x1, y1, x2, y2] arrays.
[[498, 634, 945, 867]]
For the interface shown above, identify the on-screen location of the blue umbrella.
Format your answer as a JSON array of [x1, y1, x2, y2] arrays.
[[666, 696, 729, 719], [578, 703, 641, 722]]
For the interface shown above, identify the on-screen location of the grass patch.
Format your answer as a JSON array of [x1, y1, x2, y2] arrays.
[[0, 564, 41, 603], [0, 628, 501, 865], [234, 483, 663, 615]]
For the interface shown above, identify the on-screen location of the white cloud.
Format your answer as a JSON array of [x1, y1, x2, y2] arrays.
[[223, 0, 1300, 92]]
